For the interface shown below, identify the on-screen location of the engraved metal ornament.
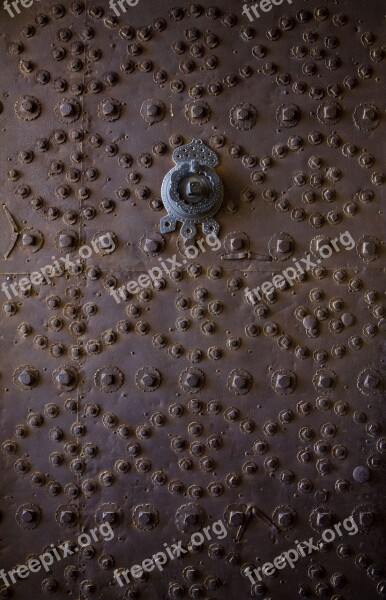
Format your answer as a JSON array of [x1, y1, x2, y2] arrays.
[[160, 139, 223, 240]]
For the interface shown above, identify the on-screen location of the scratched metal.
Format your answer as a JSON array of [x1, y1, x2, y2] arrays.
[[0, 1, 385, 599]]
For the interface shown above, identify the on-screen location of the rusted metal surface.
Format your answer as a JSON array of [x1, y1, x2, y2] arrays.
[[0, 1, 385, 599]]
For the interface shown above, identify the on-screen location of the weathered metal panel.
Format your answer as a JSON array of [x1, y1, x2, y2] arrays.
[[0, 1, 385, 599]]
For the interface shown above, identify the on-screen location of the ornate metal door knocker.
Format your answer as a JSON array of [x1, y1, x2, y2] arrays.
[[160, 139, 223, 240]]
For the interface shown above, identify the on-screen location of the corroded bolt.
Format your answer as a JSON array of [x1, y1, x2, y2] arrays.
[[60, 510, 75, 524], [353, 465, 370, 483], [102, 101, 115, 116], [138, 511, 152, 525], [364, 374, 379, 389], [59, 234, 73, 248], [277, 511, 293, 527], [303, 315, 317, 329], [144, 239, 159, 253], [18, 369, 34, 386], [362, 241, 376, 255], [191, 105, 205, 118], [21, 508, 36, 523], [101, 373, 114, 386], [142, 373, 155, 387], [21, 99, 34, 112], [229, 237, 243, 250], [52, 48, 64, 60], [323, 105, 338, 119], [60, 102, 74, 117], [312, 215, 324, 226], [282, 107, 295, 121], [294, 173, 306, 185], [228, 338, 239, 349], [185, 373, 199, 387], [316, 510, 331, 527], [232, 374, 248, 389], [80, 582, 95, 595], [146, 104, 159, 117], [184, 514, 198, 526], [358, 511, 374, 527], [102, 511, 116, 524], [309, 565, 323, 579], [363, 107, 376, 121], [21, 233, 35, 246], [236, 108, 249, 120], [275, 374, 291, 389], [276, 239, 291, 253], [210, 348, 222, 359], [323, 188, 335, 202], [309, 132, 322, 144], [56, 369, 72, 386], [318, 375, 333, 388], [228, 510, 244, 526], [140, 155, 152, 166]]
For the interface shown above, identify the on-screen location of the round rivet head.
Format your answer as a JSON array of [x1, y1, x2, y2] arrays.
[[341, 312, 355, 326], [141, 373, 155, 387], [353, 466, 370, 483], [21, 508, 35, 523], [103, 101, 114, 115], [60, 101, 73, 117], [303, 315, 318, 330]]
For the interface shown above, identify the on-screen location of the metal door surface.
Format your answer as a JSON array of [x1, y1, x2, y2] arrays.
[[0, 1, 385, 599]]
